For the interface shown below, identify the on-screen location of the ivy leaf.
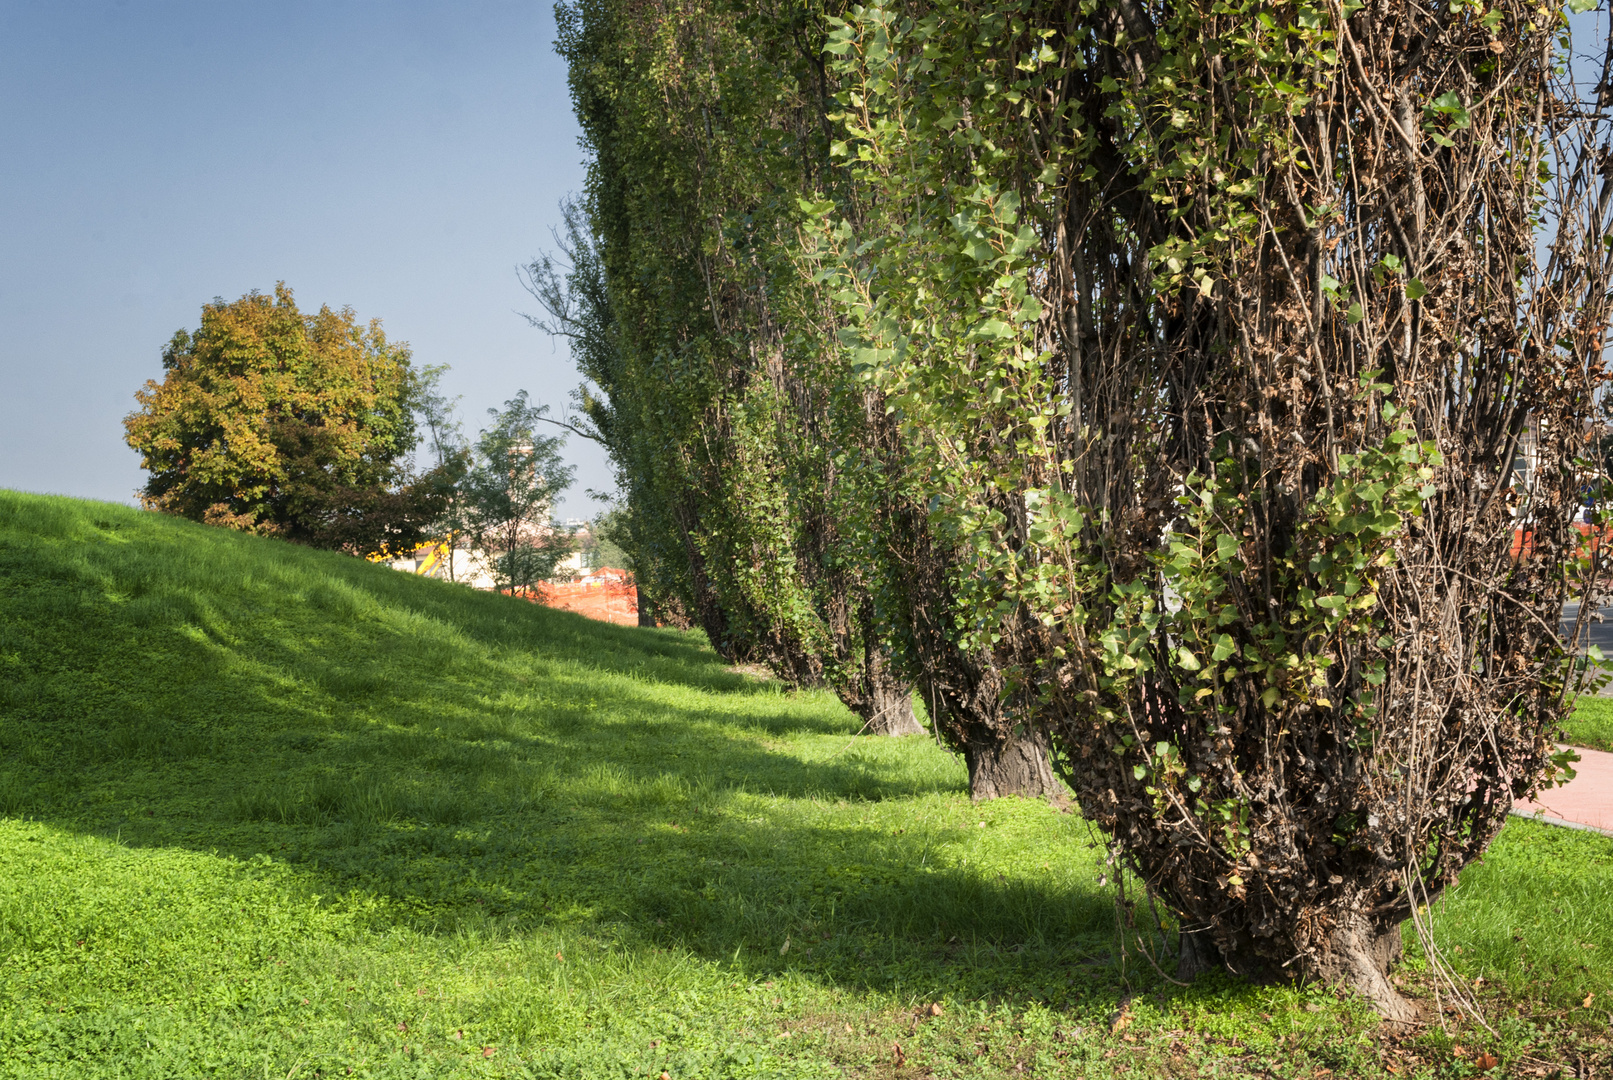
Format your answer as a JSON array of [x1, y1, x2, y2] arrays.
[[1211, 634, 1238, 661], [1315, 595, 1347, 610], [1405, 278, 1427, 300], [964, 237, 995, 262], [1133, 764, 1148, 780], [1178, 647, 1202, 671], [1428, 92, 1472, 128], [1346, 301, 1364, 325], [1568, 0, 1597, 13]]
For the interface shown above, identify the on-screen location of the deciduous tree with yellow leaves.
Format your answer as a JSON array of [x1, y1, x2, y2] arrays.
[[124, 283, 454, 555]]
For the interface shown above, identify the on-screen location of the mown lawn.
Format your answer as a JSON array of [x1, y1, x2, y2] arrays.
[[0, 490, 1609, 1078], [1567, 695, 1613, 753]]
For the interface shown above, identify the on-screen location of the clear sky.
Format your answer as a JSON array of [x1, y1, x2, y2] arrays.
[[0, 0, 612, 518]]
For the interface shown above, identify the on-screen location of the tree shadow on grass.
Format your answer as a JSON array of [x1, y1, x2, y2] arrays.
[[0, 494, 1128, 1008]]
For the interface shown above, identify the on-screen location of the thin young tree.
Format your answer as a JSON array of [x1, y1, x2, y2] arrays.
[[463, 392, 576, 596]]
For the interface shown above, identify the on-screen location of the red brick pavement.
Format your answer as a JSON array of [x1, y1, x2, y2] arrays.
[[1515, 744, 1613, 836]]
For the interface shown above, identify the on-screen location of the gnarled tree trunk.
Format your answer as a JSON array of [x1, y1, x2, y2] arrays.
[[964, 723, 1059, 802], [858, 653, 923, 736], [924, 690, 1061, 802]]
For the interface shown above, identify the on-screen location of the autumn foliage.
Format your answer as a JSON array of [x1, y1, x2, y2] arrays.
[[124, 284, 452, 555]]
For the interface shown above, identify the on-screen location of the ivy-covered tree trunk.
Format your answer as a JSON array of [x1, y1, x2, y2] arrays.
[[682, 530, 755, 665], [880, 495, 1063, 798], [552, 0, 933, 723], [820, 0, 1612, 1017]]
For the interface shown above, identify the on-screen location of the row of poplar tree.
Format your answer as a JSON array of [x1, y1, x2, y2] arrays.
[[535, 0, 1613, 1018]]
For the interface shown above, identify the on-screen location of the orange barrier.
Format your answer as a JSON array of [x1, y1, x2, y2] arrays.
[[514, 572, 639, 626], [1511, 522, 1613, 559]]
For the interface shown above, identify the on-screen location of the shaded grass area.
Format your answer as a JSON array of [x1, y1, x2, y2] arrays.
[[1566, 694, 1613, 753], [0, 490, 1609, 1078]]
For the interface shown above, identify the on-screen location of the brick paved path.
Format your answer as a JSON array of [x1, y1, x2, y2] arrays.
[[1515, 744, 1613, 836]]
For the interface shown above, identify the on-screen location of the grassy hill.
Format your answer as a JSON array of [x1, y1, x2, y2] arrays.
[[0, 490, 1609, 1078]]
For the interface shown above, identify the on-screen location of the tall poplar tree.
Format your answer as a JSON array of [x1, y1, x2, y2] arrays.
[[549, 0, 927, 734], [820, 0, 1611, 1015]]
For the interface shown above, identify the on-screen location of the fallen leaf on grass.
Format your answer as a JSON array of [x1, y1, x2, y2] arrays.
[[1583, 991, 1595, 1008], [481, 1047, 495, 1058], [924, 1002, 943, 1017], [1476, 1053, 1499, 1069], [892, 1042, 906, 1067]]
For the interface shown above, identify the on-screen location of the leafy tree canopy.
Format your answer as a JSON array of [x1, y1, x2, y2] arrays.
[[462, 391, 577, 595], [124, 284, 448, 554]]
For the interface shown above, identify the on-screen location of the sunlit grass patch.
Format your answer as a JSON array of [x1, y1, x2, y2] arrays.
[[1568, 694, 1613, 752], [1411, 818, 1613, 1009], [1, 490, 1610, 1078]]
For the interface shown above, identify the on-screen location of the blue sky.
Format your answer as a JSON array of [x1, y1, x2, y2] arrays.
[[0, 0, 611, 517]]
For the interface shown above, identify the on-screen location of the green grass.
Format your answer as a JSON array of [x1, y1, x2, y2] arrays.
[[1, 490, 1610, 1078], [1567, 694, 1613, 752]]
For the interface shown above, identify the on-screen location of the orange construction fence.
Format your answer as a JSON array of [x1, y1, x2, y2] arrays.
[[1510, 521, 1613, 560], [514, 572, 639, 626]]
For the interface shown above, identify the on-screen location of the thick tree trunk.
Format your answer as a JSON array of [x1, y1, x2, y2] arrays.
[[636, 583, 658, 627], [851, 644, 923, 735], [963, 723, 1060, 802], [1305, 914, 1421, 1024], [1177, 914, 1421, 1023], [1175, 923, 1225, 982], [864, 679, 923, 736], [634, 580, 691, 629]]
